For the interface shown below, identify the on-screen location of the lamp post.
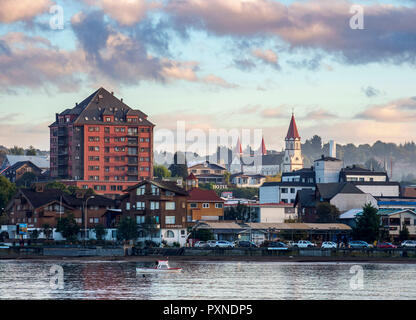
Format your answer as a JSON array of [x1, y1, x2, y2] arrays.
[[84, 196, 95, 246]]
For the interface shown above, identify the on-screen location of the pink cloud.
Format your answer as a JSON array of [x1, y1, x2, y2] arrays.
[[0, 0, 52, 23], [355, 97, 416, 122]]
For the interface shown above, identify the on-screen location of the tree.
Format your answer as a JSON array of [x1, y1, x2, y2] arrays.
[[353, 203, 380, 243], [94, 224, 106, 241], [316, 202, 340, 223], [117, 216, 138, 241], [45, 181, 70, 193], [56, 213, 80, 242], [26, 146, 37, 156], [42, 224, 53, 240], [154, 165, 171, 179], [399, 222, 410, 242], [30, 229, 39, 241], [224, 171, 231, 186], [16, 172, 37, 188], [0, 176, 16, 215], [193, 229, 214, 241], [9, 146, 24, 155]]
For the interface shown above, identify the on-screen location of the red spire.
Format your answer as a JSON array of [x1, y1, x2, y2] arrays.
[[261, 137, 267, 155], [286, 113, 300, 139], [236, 137, 243, 155]]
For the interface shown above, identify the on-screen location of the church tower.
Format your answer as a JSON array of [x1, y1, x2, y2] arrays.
[[282, 113, 303, 173]]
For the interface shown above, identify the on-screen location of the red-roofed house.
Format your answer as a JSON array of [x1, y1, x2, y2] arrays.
[[187, 188, 225, 221]]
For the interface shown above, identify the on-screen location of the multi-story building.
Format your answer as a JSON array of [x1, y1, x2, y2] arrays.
[[121, 180, 189, 246], [282, 113, 303, 173], [49, 87, 154, 195], [187, 161, 227, 185]]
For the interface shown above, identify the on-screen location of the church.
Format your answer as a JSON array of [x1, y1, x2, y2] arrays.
[[228, 114, 304, 176]]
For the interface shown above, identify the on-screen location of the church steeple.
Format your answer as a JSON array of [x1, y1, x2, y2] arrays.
[[282, 113, 303, 173], [260, 137, 267, 156]]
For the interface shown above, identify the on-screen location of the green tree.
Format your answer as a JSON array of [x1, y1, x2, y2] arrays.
[[0, 176, 16, 215], [9, 146, 24, 155], [45, 181, 71, 194], [94, 224, 106, 241], [193, 229, 214, 241], [399, 222, 410, 242], [42, 224, 53, 240], [117, 216, 138, 241], [56, 213, 80, 242], [224, 171, 231, 186], [353, 203, 380, 243], [16, 172, 37, 188], [26, 146, 37, 156], [316, 202, 340, 223], [154, 165, 171, 179]]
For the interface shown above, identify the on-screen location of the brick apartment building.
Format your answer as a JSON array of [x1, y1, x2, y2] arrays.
[[49, 87, 154, 195]]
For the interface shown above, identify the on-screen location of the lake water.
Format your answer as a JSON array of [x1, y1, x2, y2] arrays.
[[0, 260, 415, 299]]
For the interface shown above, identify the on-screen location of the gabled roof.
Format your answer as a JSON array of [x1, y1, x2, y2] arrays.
[[295, 189, 316, 208], [316, 182, 364, 201], [125, 179, 188, 196], [3, 161, 41, 174], [340, 165, 388, 176], [51, 87, 154, 127], [3, 155, 50, 169], [188, 188, 224, 202], [286, 114, 300, 139], [314, 155, 341, 162], [188, 161, 226, 170]]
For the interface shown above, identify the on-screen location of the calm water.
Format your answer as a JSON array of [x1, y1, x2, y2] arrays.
[[0, 260, 415, 299]]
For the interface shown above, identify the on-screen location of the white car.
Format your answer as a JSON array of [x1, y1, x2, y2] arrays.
[[321, 241, 337, 249], [294, 240, 316, 248], [401, 240, 416, 248], [209, 240, 234, 248], [194, 241, 209, 248]]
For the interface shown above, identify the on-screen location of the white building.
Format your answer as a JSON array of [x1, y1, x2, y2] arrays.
[[259, 204, 297, 223], [282, 114, 303, 173], [314, 155, 343, 183]]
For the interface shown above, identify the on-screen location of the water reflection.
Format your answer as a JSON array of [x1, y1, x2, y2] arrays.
[[0, 260, 416, 300]]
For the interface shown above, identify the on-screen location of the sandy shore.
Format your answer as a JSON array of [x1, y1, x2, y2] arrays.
[[2, 255, 416, 264]]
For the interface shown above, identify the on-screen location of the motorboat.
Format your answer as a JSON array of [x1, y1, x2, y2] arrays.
[[136, 260, 182, 274]]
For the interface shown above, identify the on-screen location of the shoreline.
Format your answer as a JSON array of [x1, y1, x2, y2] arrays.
[[2, 255, 416, 264]]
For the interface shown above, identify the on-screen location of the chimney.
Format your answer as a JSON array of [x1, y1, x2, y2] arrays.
[[111, 91, 114, 95], [329, 140, 336, 158], [121, 98, 123, 103]]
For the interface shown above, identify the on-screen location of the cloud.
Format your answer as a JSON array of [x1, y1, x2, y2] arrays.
[[303, 109, 338, 120], [233, 58, 257, 71], [83, 0, 162, 26], [166, 0, 416, 65], [0, 32, 85, 92], [355, 97, 416, 122], [260, 107, 286, 118], [362, 86, 381, 98], [202, 74, 239, 89], [252, 48, 279, 68], [0, 0, 52, 23], [287, 54, 324, 71]]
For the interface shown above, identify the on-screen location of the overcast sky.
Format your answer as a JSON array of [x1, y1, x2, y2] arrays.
[[1, 0, 416, 152]]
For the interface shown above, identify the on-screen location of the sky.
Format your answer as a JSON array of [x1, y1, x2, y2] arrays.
[[0, 0, 416, 154]]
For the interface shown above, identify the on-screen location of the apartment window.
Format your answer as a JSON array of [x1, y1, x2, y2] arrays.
[[126, 202, 131, 210], [165, 216, 175, 225], [164, 230, 175, 238], [89, 146, 100, 152], [106, 117, 111, 122], [166, 202, 176, 210], [136, 216, 145, 224], [281, 188, 288, 193], [104, 127, 110, 133], [202, 203, 210, 208], [136, 202, 145, 210], [290, 188, 295, 193], [165, 191, 175, 196], [190, 203, 197, 209], [150, 201, 160, 210], [215, 203, 223, 209], [137, 186, 146, 195], [151, 185, 160, 195]]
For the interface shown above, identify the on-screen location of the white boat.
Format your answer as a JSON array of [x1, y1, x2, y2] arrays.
[[136, 260, 182, 274]]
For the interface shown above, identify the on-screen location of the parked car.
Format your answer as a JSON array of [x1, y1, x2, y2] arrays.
[[235, 240, 257, 248], [348, 240, 371, 248], [321, 241, 337, 249], [401, 240, 416, 248], [267, 242, 288, 250], [209, 240, 235, 248], [377, 242, 397, 249], [0, 243, 10, 249], [194, 241, 209, 248], [293, 240, 316, 248], [286, 241, 296, 247]]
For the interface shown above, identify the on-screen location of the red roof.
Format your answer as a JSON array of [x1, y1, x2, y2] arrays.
[[286, 114, 300, 139], [188, 188, 224, 202], [236, 137, 243, 154], [187, 173, 197, 180]]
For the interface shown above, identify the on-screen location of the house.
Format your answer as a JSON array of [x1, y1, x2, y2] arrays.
[[259, 181, 315, 204], [339, 165, 389, 182], [314, 155, 343, 183], [4, 187, 117, 240], [188, 161, 227, 185], [121, 180, 189, 246], [294, 189, 317, 222], [230, 172, 266, 188], [187, 188, 225, 222], [315, 182, 378, 212], [1, 155, 50, 173], [339, 208, 416, 241], [259, 203, 297, 223], [377, 196, 416, 210], [350, 181, 400, 197], [2, 161, 42, 183]]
